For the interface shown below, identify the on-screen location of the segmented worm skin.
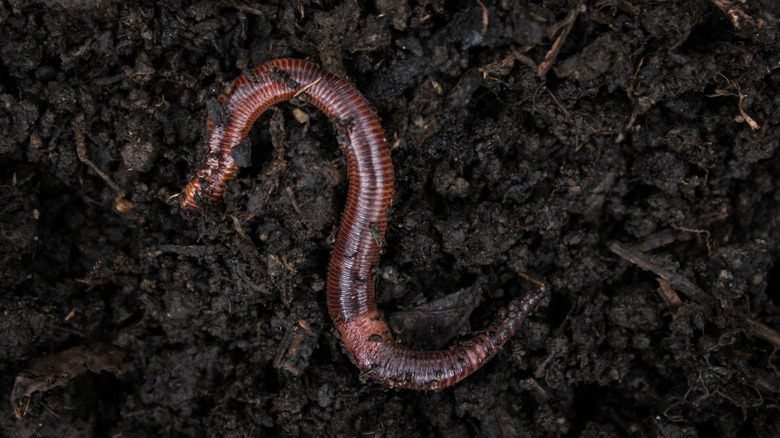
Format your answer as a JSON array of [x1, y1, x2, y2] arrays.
[[180, 59, 545, 390]]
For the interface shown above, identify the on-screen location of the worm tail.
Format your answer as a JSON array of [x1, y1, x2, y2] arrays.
[[335, 285, 546, 390]]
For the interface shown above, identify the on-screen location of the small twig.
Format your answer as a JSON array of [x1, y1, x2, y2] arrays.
[[230, 214, 253, 241], [538, 2, 585, 76], [232, 3, 267, 16], [625, 208, 728, 253], [511, 47, 538, 70], [545, 88, 582, 149], [516, 271, 546, 292], [657, 278, 683, 308], [40, 401, 61, 418], [609, 241, 780, 348], [710, 0, 761, 29], [73, 114, 124, 196], [545, 88, 574, 124], [478, 55, 516, 79], [293, 77, 323, 99], [609, 241, 716, 306], [284, 186, 303, 215], [743, 317, 780, 349], [475, 0, 489, 35]]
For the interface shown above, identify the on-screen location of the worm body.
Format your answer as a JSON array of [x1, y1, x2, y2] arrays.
[[180, 59, 545, 390]]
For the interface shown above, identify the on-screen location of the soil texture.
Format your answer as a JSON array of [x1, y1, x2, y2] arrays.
[[1, 0, 779, 437]]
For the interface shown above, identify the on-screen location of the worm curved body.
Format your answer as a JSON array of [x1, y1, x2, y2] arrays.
[[180, 59, 545, 390]]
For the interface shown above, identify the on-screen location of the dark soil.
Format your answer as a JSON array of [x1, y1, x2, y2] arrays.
[[2, 0, 779, 437]]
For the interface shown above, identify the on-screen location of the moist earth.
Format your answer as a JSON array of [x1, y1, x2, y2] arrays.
[[1, 1, 779, 437]]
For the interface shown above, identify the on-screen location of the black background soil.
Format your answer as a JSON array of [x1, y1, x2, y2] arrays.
[[1, 0, 779, 437]]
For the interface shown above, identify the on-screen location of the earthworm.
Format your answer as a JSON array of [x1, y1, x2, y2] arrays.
[[180, 59, 546, 390]]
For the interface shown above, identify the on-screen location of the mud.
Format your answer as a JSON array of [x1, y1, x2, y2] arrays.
[[1, 1, 779, 436]]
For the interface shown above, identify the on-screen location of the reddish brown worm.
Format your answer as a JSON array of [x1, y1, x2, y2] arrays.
[[180, 59, 546, 390]]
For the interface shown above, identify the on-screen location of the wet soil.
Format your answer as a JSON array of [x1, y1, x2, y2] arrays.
[[1, 0, 779, 437]]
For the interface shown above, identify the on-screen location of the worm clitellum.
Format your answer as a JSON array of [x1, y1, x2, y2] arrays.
[[180, 59, 546, 390]]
